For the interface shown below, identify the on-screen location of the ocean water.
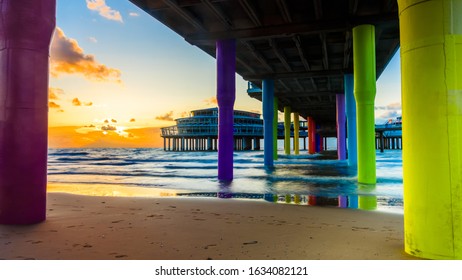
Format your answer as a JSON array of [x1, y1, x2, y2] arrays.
[[47, 148, 404, 212]]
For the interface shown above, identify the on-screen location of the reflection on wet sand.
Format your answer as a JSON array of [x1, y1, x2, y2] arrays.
[[177, 191, 380, 211]]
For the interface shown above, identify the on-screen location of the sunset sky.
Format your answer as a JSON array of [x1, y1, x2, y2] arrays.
[[48, 0, 402, 148]]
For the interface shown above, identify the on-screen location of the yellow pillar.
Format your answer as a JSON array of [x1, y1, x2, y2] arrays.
[[399, 0, 462, 259], [293, 113, 300, 155], [284, 106, 291, 155]]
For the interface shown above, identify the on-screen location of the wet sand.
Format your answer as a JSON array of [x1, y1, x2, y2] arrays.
[[0, 189, 419, 260]]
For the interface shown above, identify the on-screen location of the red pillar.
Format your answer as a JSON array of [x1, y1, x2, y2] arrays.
[[0, 0, 56, 224], [308, 117, 316, 154]]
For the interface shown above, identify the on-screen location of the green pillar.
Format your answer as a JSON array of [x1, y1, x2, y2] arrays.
[[358, 185, 377, 211], [353, 24, 376, 185], [293, 113, 300, 155], [273, 98, 278, 160], [399, 0, 462, 259], [284, 106, 291, 155]]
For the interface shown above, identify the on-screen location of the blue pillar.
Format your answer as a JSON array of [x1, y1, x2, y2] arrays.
[[263, 79, 274, 167], [344, 74, 357, 166], [216, 39, 236, 181], [348, 195, 359, 209]]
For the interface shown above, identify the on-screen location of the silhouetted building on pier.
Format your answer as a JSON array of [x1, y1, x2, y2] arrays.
[[161, 108, 263, 151]]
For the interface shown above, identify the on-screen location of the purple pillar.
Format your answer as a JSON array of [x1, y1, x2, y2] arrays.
[[216, 40, 236, 181], [336, 94, 347, 160], [0, 0, 56, 224], [338, 195, 348, 208]]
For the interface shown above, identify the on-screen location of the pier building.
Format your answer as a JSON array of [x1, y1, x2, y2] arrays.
[[161, 108, 263, 151], [375, 117, 402, 152]]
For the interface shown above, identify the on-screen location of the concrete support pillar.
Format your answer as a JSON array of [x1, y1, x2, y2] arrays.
[[379, 132, 385, 153], [253, 137, 259, 150], [207, 137, 212, 151], [316, 132, 321, 152], [336, 94, 347, 160], [244, 138, 252, 150], [284, 106, 291, 155], [345, 74, 358, 166], [263, 79, 274, 167], [353, 24, 377, 185], [0, 0, 55, 224], [293, 113, 300, 155], [399, 0, 462, 259], [273, 98, 279, 160], [308, 117, 316, 154], [216, 39, 235, 181]]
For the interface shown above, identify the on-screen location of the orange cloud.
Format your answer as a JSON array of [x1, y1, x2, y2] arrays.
[[72, 97, 93, 106], [203, 96, 218, 106], [86, 0, 123, 22], [72, 98, 82, 106], [130, 118, 136, 122], [49, 87, 64, 100], [50, 27, 122, 83], [155, 111, 174, 122], [101, 124, 117, 131], [49, 102, 61, 109]]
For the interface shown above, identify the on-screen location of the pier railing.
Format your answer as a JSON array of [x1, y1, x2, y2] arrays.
[[161, 124, 263, 137]]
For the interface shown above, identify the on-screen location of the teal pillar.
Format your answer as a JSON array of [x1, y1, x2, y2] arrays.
[[353, 24, 376, 185], [344, 74, 357, 167]]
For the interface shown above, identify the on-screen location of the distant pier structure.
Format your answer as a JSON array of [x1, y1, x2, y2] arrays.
[[375, 117, 402, 152], [161, 108, 263, 151]]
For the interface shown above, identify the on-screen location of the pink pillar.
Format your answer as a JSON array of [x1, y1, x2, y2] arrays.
[[0, 0, 56, 224]]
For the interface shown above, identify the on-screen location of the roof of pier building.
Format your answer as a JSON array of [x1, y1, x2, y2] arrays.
[[188, 107, 261, 119], [130, 0, 400, 126], [161, 107, 264, 138]]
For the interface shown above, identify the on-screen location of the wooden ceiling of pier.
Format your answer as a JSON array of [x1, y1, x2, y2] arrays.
[[129, 0, 400, 125]]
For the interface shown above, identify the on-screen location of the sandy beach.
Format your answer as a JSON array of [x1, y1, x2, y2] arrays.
[[0, 185, 418, 260]]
